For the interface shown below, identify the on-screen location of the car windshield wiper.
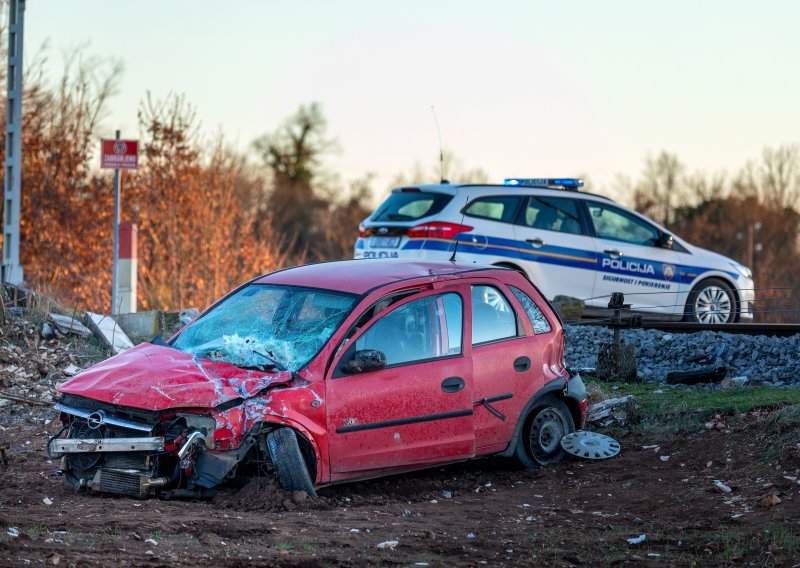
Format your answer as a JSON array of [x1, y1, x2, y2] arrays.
[[252, 349, 286, 372]]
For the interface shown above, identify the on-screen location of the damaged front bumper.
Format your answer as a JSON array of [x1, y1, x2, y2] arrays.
[[49, 398, 264, 499]]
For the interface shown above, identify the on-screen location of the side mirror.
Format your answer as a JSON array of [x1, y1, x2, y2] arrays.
[[658, 232, 674, 249], [342, 349, 387, 374]]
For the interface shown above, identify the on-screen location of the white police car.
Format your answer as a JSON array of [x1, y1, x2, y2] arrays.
[[354, 178, 754, 323]]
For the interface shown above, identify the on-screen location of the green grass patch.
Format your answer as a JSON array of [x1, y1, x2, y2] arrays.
[[586, 379, 800, 438]]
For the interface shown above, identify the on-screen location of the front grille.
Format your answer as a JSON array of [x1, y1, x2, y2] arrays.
[[105, 453, 148, 470], [98, 469, 142, 496]]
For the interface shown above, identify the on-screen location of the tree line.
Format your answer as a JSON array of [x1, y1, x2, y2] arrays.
[[0, 48, 798, 322]]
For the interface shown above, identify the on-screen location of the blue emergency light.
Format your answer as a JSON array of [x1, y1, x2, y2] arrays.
[[503, 178, 584, 189]]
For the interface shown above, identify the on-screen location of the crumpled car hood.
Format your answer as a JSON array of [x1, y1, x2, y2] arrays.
[[58, 342, 292, 411]]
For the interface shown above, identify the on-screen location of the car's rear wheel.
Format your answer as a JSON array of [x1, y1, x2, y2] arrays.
[[514, 396, 575, 469], [266, 428, 317, 497], [685, 278, 737, 324]]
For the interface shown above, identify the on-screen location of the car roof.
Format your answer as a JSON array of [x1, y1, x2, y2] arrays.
[[397, 183, 614, 203], [255, 259, 503, 295]]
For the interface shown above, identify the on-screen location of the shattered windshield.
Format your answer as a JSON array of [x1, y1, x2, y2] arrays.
[[171, 284, 357, 372]]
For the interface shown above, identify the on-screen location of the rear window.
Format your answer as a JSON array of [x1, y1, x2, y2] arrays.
[[463, 196, 521, 223], [372, 191, 453, 222]]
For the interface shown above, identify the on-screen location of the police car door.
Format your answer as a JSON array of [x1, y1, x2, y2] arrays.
[[512, 196, 599, 303], [584, 201, 682, 315]]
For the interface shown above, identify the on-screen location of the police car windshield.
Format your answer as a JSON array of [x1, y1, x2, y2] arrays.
[[373, 192, 453, 222]]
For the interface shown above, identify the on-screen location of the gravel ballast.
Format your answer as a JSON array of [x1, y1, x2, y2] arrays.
[[564, 325, 800, 385]]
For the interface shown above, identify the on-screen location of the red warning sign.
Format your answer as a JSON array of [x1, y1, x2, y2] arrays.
[[101, 139, 139, 170]]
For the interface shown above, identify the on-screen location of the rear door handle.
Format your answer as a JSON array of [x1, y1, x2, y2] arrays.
[[604, 248, 623, 258], [526, 238, 546, 248], [441, 376, 465, 393], [514, 356, 531, 372]]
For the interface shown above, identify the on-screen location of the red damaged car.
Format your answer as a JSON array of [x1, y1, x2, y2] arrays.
[[49, 260, 586, 498]]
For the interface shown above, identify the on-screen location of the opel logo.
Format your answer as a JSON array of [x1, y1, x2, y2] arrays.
[[86, 410, 106, 429]]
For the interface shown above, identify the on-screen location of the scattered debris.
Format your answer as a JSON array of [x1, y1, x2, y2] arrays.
[[561, 431, 621, 460], [666, 366, 727, 386], [705, 414, 728, 430], [144, 538, 158, 546], [7, 527, 20, 538], [660, 455, 670, 462], [760, 493, 782, 508], [587, 396, 638, 427], [0, 391, 51, 406], [441, 490, 452, 499], [627, 534, 646, 545], [48, 313, 92, 339], [376, 540, 399, 549], [43, 497, 53, 506], [61, 364, 82, 377], [713, 480, 733, 494], [85, 312, 134, 354], [467, 533, 476, 539]]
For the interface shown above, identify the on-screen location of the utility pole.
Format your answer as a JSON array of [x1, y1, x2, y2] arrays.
[[1, 0, 25, 285]]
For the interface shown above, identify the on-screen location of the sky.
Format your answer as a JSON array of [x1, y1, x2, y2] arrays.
[[26, 0, 800, 203]]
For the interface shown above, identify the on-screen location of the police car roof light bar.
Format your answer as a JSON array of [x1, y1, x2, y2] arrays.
[[503, 178, 585, 190]]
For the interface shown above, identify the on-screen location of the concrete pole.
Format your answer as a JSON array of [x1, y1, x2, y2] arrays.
[[117, 222, 137, 314], [1, 0, 25, 285]]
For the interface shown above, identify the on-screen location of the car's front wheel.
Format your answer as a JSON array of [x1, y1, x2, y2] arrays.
[[514, 396, 575, 469], [685, 278, 737, 324], [266, 428, 317, 497]]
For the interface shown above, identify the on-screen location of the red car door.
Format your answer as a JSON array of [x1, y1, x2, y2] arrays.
[[469, 282, 559, 453], [326, 290, 474, 477]]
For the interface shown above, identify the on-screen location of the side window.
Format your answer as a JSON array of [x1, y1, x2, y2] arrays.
[[509, 286, 552, 334], [471, 285, 518, 345], [587, 203, 660, 246], [354, 293, 462, 367], [519, 196, 585, 235], [463, 196, 521, 223]]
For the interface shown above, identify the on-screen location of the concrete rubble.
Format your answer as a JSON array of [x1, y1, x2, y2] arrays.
[[587, 395, 638, 427]]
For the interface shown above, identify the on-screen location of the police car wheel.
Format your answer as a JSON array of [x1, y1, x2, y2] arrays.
[[686, 278, 737, 325]]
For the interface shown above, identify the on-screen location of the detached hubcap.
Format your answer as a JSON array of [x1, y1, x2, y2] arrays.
[[694, 286, 733, 324]]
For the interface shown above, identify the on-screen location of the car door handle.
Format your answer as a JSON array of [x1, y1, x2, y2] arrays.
[[604, 248, 623, 258], [514, 356, 531, 372], [526, 238, 546, 248], [441, 376, 465, 393]]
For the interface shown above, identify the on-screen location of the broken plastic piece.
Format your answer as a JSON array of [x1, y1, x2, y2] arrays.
[[627, 534, 646, 545]]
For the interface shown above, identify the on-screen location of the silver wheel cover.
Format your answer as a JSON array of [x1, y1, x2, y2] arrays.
[[693, 285, 733, 324]]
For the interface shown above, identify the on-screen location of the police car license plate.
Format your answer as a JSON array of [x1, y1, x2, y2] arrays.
[[370, 236, 401, 248]]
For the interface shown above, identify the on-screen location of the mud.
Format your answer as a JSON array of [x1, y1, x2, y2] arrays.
[[1, 414, 800, 566]]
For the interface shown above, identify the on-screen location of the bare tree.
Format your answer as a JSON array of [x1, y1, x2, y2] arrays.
[[252, 103, 336, 258]]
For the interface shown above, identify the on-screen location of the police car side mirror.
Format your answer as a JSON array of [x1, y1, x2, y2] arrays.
[[658, 232, 674, 249]]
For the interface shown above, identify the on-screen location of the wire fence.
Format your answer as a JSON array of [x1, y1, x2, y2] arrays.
[[566, 285, 800, 325]]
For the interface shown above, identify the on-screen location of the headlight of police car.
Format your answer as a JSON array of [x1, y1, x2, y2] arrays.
[[729, 262, 752, 279]]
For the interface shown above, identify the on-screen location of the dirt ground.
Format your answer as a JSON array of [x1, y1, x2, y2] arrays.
[[1, 411, 799, 567]]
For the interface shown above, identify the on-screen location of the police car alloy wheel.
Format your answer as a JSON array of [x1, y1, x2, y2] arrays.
[[687, 278, 736, 324]]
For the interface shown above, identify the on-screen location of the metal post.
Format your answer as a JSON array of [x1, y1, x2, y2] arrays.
[[1, 0, 25, 285], [111, 130, 121, 314]]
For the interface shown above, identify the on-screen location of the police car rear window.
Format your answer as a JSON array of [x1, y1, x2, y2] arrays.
[[463, 196, 521, 223], [372, 192, 453, 222]]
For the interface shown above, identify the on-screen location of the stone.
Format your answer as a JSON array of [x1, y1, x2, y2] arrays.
[[552, 295, 585, 321], [596, 342, 638, 382]]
